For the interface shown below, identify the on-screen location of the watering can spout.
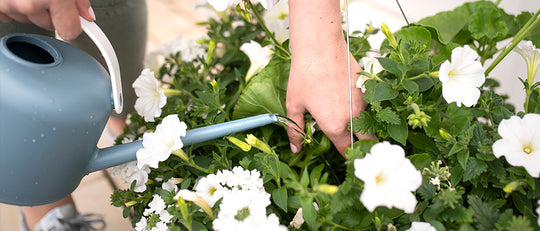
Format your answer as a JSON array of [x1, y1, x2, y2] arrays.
[[86, 114, 279, 173]]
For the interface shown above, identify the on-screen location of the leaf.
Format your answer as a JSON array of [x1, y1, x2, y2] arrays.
[[394, 26, 432, 48], [376, 107, 401, 125], [300, 196, 317, 227], [373, 81, 399, 102], [416, 10, 468, 44], [387, 116, 408, 145], [232, 58, 289, 119], [352, 111, 377, 134], [467, 4, 508, 40], [408, 153, 433, 171], [457, 149, 469, 169], [468, 195, 500, 230], [402, 80, 419, 94], [463, 157, 488, 183], [309, 164, 325, 187], [272, 187, 288, 212], [377, 57, 404, 77], [300, 167, 309, 188]]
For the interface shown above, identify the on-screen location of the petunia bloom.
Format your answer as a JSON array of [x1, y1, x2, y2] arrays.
[[240, 41, 273, 82], [406, 221, 436, 231], [136, 114, 187, 169], [514, 40, 540, 86], [439, 45, 485, 107], [207, 0, 278, 11], [356, 55, 384, 93], [263, 0, 289, 44], [132, 68, 167, 122], [354, 141, 422, 213], [492, 113, 540, 178]]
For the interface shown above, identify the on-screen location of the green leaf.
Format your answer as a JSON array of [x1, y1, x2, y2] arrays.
[[232, 58, 289, 119], [377, 57, 404, 77], [272, 187, 288, 212], [122, 206, 131, 218], [387, 116, 408, 145], [376, 107, 401, 125], [468, 195, 500, 230], [309, 164, 325, 186], [300, 196, 317, 227], [408, 153, 433, 171], [463, 157, 488, 183], [394, 26, 432, 48], [402, 80, 419, 94], [468, 4, 508, 40], [352, 111, 377, 134], [457, 149, 469, 169], [416, 10, 468, 44], [300, 167, 309, 188], [373, 81, 399, 102]]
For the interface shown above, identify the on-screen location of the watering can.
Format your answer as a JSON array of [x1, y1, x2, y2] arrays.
[[0, 18, 278, 206]]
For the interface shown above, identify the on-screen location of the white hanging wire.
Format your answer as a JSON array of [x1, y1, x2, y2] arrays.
[[343, 0, 354, 149]]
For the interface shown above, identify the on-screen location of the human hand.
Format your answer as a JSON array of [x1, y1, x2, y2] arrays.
[[0, 0, 95, 40], [286, 0, 375, 156]]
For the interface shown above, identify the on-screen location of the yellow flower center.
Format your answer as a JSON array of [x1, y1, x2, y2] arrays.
[[375, 173, 386, 184], [209, 187, 217, 196], [523, 145, 532, 154]]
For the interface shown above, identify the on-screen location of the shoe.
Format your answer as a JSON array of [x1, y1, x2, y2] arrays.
[[20, 203, 106, 231]]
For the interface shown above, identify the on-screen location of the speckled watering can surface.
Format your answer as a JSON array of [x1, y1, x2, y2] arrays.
[[0, 19, 277, 206]]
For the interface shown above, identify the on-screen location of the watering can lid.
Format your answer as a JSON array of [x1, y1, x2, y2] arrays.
[[80, 17, 123, 114]]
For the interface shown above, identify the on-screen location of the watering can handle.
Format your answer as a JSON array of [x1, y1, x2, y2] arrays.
[[80, 17, 123, 114]]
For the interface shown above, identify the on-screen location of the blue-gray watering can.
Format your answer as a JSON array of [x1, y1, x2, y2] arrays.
[[0, 19, 278, 206]]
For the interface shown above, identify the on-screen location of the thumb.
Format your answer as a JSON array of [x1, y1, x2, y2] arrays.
[[76, 0, 95, 22], [286, 109, 306, 154]]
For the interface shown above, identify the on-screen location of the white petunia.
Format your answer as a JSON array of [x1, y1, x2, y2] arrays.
[[240, 40, 273, 82], [174, 189, 214, 216], [136, 114, 187, 169], [354, 141, 422, 213], [253, 0, 280, 10], [263, 0, 289, 43], [162, 178, 179, 194], [536, 199, 540, 226], [514, 40, 540, 85], [492, 113, 540, 178], [194, 174, 226, 207], [406, 221, 436, 231], [135, 217, 147, 231], [439, 45, 485, 107], [110, 161, 150, 192], [357, 55, 384, 93], [133, 69, 167, 122], [150, 221, 168, 231]]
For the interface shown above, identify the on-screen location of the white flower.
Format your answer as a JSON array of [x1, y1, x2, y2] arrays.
[[439, 45, 485, 107], [354, 141, 422, 213], [289, 208, 304, 229], [110, 161, 150, 192], [194, 174, 226, 207], [536, 199, 540, 226], [253, 0, 280, 10], [174, 189, 213, 216], [135, 217, 147, 231], [162, 178, 179, 194], [159, 210, 173, 223], [357, 55, 384, 93], [144, 194, 167, 216], [240, 40, 273, 82], [406, 221, 436, 231], [207, 0, 278, 11], [133, 69, 167, 122], [263, 0, 289, 43], [492, 113, 540, 178], [136, 114, 187, 169], [150, 222, 168, 231], [514, 40, 540, 85]]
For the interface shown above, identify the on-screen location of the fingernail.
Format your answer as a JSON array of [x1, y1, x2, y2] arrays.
[[290, 144, 298, 153], [88, 6, 96, 21]]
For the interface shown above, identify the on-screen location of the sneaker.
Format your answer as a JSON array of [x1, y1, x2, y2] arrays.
[[20, 203, 106, 231]]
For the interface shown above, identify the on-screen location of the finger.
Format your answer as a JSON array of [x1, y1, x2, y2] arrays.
[[27, 12, 54, 31], [48, 0, 82, 40], [286, 106, 306, 154], [323, 124, 352, 157], [75, 0, 95, 21], [0, 12, 14, 23]]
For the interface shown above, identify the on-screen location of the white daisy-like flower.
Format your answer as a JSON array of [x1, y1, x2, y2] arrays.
[[263, 0, 289, 44], [110, 161, 150, 192], [492, 113, 540, 178], [240, 40, 273, 82], [194, 174, 226, 207], [439, 45, 485, 107], [132, 68, 167, 122], [514, 40, 540, 84], [354, 141, 422, 213], [135, 217, 147, 231], [357, 55, 384, 93], [406, 221, 436, 231], [136, 114, 187, 169], [144, 194, 167, 216]]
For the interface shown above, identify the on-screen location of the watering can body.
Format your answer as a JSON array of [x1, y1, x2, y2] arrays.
[[0, 33, 278, 206], [0, 33, 113, 205]]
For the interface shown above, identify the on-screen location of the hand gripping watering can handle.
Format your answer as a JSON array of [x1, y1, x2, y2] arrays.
[[80, 17, 123, 114]]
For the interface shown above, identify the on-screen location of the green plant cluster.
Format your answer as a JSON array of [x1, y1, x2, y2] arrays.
[[111, 1, 540, 230]]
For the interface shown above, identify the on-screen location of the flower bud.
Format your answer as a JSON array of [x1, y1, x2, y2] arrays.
[[315, 184, 339, 195], [227, 136, 252, 152], [381, 23, 398, 49], [503, 181, 520, 193], [439, 129, 453, 141], [245, 134, 273, 154]]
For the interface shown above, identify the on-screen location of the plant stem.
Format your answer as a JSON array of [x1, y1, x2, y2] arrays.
[[485, 9, 540, 76], [250, 3, 291, 57]]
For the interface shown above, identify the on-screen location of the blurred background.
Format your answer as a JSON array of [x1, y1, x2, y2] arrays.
[[1, 0, 538, 230]]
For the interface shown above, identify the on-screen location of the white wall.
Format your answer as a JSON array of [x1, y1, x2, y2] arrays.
[[347, 0, 540, 111]]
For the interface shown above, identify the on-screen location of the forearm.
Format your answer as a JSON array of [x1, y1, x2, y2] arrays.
[[288, 0, 345, 57]]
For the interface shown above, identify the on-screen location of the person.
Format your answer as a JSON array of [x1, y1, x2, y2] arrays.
[[0, 0, 147, 230], [0, 0, 373, 230]]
